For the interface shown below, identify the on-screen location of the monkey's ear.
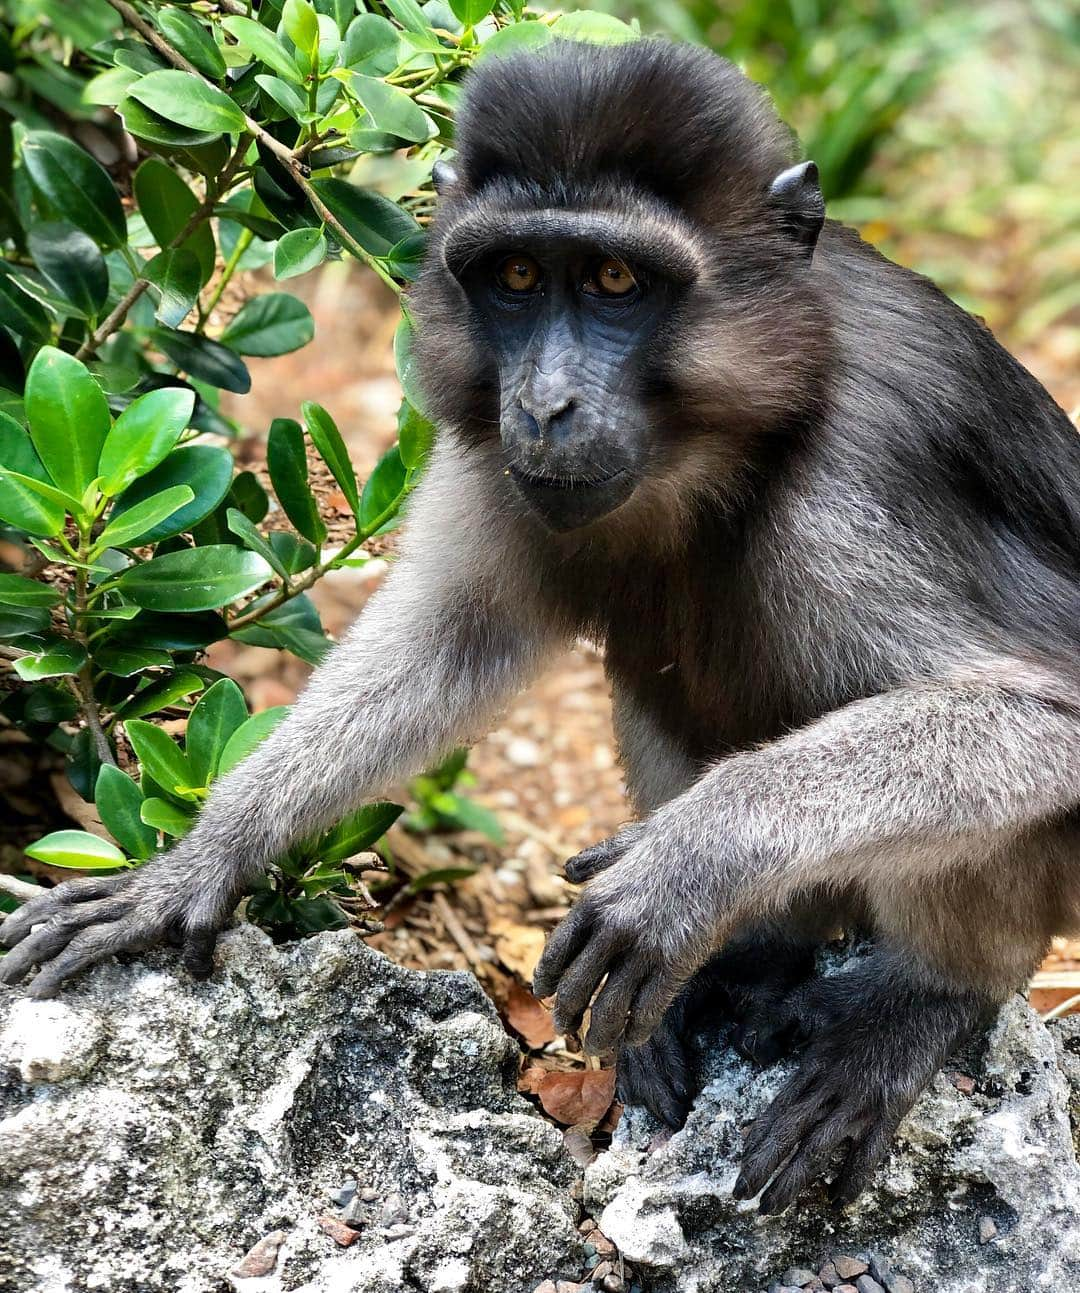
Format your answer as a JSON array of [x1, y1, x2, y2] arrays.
[[432, 159, 460, 196], [767, 161, 825, 257]]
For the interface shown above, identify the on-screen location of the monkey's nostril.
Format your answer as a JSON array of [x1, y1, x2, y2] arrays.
[[518, 409, 543, 440]]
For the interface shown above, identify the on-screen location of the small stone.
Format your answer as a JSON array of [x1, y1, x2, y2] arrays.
[[583, 1243, 597, 1262], [532, 1283, 557, 1293], [601, 1276, 624, 1293], [818, 1265, 840, 1289], [317, 1215, 359, 1247], [231, 1230, 285, 1278], [557, 1284, 585, 1293], [886, 1280, 914, 1293], [782, 1272, 818, 1288], [834, 1258, 869, 1281], [359, 1187, 379, 1202], [379, 1192, 408, 1226], [805, 1283, 826, 1292], [382, 1223, 416, 1240], [592, 1231, 616, 1256], [855, 1279, 885, 1293], [331, 1177, 358, 1207], [578, 1219, 597, 1233], [978, 1215, 998, 1244], [506, 736, 542, 767], [592, 1260, 613, 1281], [951, 1072, 976, 1094], [342, 1196, 366, 1230], [834, 1287, 858, 1293]]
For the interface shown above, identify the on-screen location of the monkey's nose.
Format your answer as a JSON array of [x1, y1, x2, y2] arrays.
[[517, 395, 576, 440]]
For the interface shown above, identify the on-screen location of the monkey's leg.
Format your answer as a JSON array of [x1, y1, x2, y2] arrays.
[[733, 946, 994, 1213], [1, 494, 563, 997], [617, 927, 818, 1128]]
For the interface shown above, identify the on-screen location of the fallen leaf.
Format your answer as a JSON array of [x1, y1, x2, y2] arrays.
[[504, 981, 555, 1048], [535, 1068, 616, 1127], [518, 1064, 549, 1096], [491, 918, 546, 980]]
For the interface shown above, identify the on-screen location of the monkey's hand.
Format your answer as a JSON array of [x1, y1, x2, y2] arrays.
[[0, 842, 243, 999], [533, 821, 722, 1052]]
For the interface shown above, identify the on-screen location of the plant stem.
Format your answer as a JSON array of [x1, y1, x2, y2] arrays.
[[198, 226, 253, 329], [104, 0, 402, 296], [71, 539, 116, 768]]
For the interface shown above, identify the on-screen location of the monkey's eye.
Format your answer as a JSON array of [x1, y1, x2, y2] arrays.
[[583, 257, 637, 297], [496, 255, 542, 294]]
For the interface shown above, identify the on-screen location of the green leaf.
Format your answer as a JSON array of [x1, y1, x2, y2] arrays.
[[267, 417, 327, 544], [151, 328, 251, 394], [186, 677, 248, 786], [282, 0, 320, 60], [98, 387, 196, 497], [311, 178, 422, 258], [134, 158, 216, 285], [393, 314, 428, 415], [0, 264, 52, 344], [406, 865, 478, 894], [274, 227, 327, 280], [360, 445, 408, 532], [303, 401, 359, 517], [478, 20, 554, 58], [226, 508, 290, 580], [0, 603, 50, 638], [116, 545, 272, 612], [220, 293, 315, 357], [267, 531, 316, 574], [0, 467, 79, 521], [115, 668, 206, 721], [319, 801, 402, 864], [24, 346, 110, 499], [24, 829, 128, 871], [109, 443, 233, 543], [217, 705, 288, 777], [341, 14, 398, 75], [143, 250, 203, 329], [13, 637, 88, 680], [84, 66, 140, 107], [96, 485, 194, 550], [23, 683, 79, 723], [0, 413, 65, 536], [0, 573, 61, 608], [114, 611, 227, 653], [221, 15, 303, 83], [551, 11, 639, 44], [381, 0, 430, 36], [397, 400, 435, 471], [21, 131, 127, 249], [27, 222, 109, 319], [95, 763, 157, 860], [430, 790, 504, 843], [94, 643, 173, 676], [119, 96, 220, 150], [255, 73, 311, 124], [140, 797, 194, 837], [128, 70, 246, 136], [349, 74, 433, 145], [448, 0, 495, 26], [125, 718, 193, 796], [385, 230, 426, 283], [157, 8, 226, 81]]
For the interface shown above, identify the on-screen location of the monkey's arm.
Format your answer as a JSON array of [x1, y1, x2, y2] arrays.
[[535, 660, 1080, 1049], [2, 540, 560, 997]]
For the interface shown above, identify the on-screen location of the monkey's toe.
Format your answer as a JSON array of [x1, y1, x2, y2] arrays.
[[617, 1020, 698, 1129]]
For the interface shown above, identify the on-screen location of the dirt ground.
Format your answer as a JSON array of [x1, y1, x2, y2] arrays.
[[211, 257, 1080, 1047]]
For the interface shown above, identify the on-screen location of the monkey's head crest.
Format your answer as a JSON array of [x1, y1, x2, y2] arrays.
[[409, 40, 832, 536]]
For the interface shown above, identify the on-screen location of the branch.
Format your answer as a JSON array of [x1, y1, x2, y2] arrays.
[[0, 874, 44, 903], [104, 0, 402, 296]]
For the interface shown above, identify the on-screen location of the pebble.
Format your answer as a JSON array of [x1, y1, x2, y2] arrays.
[[592, 1260, 613, 1281], [506, 737, 543, 767], [592, 1231, 615, 1256], [381, 1223, 416, 1240], [782, 1272, 818, 1288], [316, 1215, 359, 1247], [834, 1286, 859, 1293], [532, 1283, 557, 1293], [818, 1264, 840, 1288], [978, 1215, 998, 1244], [855, 1279, 885, 1293], [952, 1072, 976, 1095], [886, 1280, 914, 1293], [379, 1192, 408, 1226], [341, 1196, 365, 1230], [359, 1187, 379, 1202], [578, 1218, 597, 1234], [231, 1230, 285, 1278], [600, 1276, 624, 1293], [331, 1177, 358, 1207], [834, 1258, 870, 1281]]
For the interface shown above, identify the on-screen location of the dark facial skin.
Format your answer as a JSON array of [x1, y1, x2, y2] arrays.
[[457, 240, 675, 531]]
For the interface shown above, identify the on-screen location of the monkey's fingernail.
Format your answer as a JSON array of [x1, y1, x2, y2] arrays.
[[732, 1175, 752, 1200]]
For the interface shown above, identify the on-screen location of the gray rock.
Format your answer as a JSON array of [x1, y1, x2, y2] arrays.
[[781, 1272, 817, 1288], [586, 993, 1080, 1293], [854, 1278, 884, 1293], [0, 925, 581, 1293]]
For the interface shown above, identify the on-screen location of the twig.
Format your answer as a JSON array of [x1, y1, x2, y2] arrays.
[[432, 892, 489, 979], [1042, 991, 1080, 1022], [103, 0, 402, 296], [0, 874, 43, 902]]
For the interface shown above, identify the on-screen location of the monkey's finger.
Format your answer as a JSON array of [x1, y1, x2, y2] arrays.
[[552, 931, 622, 1035], [533, 904, 594, 999], [24, 921, 148, 999], [0, 877, 124, 948], [584, 960, 648, 1053], [758, 1109, 855, 1214], [829, 1114, 900, 1207], [623, 974, 679, 1049], [734, 1073, 828, 1201], [182, 927, 218, 979], [0, 901, 130, 986]]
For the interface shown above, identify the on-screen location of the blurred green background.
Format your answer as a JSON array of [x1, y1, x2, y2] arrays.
[[597, 0, 1080, 409]]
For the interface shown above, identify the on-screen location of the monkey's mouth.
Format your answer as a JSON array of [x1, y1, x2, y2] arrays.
[[508, 464, 638, 531]]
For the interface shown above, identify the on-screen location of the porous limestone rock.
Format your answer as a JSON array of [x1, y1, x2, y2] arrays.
[[0, 925, 582, 1293], [586, 995, 1080, 1293]]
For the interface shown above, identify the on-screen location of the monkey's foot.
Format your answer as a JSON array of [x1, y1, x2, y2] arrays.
[[732, 952, 992, 1212], [616, 936, 818, 1129]]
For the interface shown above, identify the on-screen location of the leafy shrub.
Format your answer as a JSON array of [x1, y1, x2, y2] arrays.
[[0, 0, 633, 934]]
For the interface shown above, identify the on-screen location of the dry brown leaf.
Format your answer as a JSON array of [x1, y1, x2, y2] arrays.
[[491, 918, 547, 981], [504, 982, 556, 1048], [534, 1068, 616, 1127]]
